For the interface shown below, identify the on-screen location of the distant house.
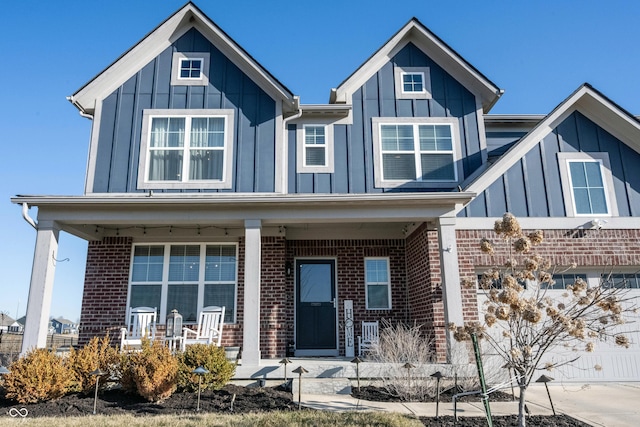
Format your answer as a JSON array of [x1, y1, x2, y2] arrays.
[[0, 314, 15, 333], [12, 2, 640, 382], [50, 318, 77, 335]]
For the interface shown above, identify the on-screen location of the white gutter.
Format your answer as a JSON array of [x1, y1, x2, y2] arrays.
[[21, 203, 37, 229]]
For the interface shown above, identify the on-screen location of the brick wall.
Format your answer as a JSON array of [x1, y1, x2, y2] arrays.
[[286, 239, 407, 357], [78, 237, 132, 345], [260, 236, 289, 358]]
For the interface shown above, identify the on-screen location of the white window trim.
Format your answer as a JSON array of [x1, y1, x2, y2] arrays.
[[137, 109, 235, 190], [557, 152, 618, 217], [296, 123, 335, 173], [171, 52, 210, 86], [365, 257, 392, 310], [394, 66, 432, 100], [128, 242, 238, 324], [371, 116, 462, 189]]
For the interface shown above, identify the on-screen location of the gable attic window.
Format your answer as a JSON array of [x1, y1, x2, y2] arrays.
[[137, 109, 235, 190], [557, 152, 617, 217], [296, 123, 335, 173], [372, 117, 461, 188], [171, 52, 210, 86], [394, 66, 432, 99]]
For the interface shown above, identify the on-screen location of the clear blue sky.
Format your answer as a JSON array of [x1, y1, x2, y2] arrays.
[[1, 0, 639, 322]]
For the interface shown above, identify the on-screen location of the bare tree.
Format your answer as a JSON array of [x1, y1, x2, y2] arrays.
[[450, 213, 637, 427]]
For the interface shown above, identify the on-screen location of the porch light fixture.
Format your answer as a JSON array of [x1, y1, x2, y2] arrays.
[[285, 261, 293, 277], [90, 368, 106, 415], [166, 309, 183, 339], [193, 366, 209, 411], [535, 374, 556, 416], [292, 366, 308, 410]]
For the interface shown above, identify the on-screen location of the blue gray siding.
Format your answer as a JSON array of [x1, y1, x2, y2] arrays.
[[462, 111, 640, 217], [288, 43, 482, 194], [92, 28, 277, 193]]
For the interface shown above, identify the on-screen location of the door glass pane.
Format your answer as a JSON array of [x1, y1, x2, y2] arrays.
[[299, 263, 332, 302]]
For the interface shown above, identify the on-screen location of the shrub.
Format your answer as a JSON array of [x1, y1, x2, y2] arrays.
[[3, 348, 72, 403], [67, 335, 119, 394], [370, 320, 435, 401], [177, 344, 236, 392], [120, 339, 178, 402]]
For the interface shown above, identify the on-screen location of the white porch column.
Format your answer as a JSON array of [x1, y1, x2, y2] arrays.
[[437, 216, 466, 364], [21, 220, 60, 355], [242, 219, 262, 365]]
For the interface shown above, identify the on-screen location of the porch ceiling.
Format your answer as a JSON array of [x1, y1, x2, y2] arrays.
[[11, 192, 473, 241]]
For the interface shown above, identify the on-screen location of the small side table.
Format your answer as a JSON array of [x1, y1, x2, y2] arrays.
[[166, 336, 183, 352]]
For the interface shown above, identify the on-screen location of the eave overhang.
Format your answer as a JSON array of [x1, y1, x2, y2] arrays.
[[12, 192, 474, 240], [69, 2, 297, 117]]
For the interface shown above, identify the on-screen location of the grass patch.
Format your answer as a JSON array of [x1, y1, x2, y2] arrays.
[[0, 411, 422, 427]]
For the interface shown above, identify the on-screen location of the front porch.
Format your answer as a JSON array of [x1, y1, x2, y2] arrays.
[[13, 193, 475, 363]]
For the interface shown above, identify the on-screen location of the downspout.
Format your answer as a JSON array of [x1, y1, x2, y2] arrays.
[[21, 203, 37, 229], [280, 96, 302, 193]]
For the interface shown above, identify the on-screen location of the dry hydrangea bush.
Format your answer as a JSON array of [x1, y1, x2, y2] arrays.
[[450, 213, 637, 427]]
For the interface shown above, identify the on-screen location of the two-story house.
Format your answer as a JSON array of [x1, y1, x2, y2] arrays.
[[13, 3, 639, 380]]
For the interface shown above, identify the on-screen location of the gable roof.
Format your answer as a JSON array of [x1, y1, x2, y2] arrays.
[[69, 2, 297, 116], [0, 314, 16, 327], [464, 83, 640, 195], [331, 18, 502, 112]]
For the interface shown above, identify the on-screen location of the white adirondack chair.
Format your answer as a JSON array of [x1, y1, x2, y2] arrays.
[[358, 320, 379, 356], [181, 306, 225, 351], [120, 306, 157, 350]]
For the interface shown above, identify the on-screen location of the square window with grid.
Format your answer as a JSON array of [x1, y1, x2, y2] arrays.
[[401, 72, 425, 93], [179, 58, 203, 79]]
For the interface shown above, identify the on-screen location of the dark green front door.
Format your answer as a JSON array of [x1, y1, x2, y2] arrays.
[[295, 259, 337, 355]]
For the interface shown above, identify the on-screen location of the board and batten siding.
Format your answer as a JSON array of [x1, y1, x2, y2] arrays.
[[91, 28, 277, 194], [462, 111, 640, 217], [287, 43, 483, 194]]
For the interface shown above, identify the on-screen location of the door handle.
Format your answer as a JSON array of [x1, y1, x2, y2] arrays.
[[332, 298, 337, 309]]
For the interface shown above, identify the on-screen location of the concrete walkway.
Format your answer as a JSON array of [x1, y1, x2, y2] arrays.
[[300, 382, 640, 426]]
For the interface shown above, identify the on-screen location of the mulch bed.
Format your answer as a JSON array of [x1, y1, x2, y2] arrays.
[[0, 384, 591, 426]]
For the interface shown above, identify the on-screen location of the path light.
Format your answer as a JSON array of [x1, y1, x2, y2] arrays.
[[292, 366, 308, 410], [279, 358, 291, 381], [403, 363, 416, 400], [193, 366, 209, 411], [90, 368, 106, 415], [430, 371, 443, 420], [535, 375, 556, 416], [351, 356, 364, 392]]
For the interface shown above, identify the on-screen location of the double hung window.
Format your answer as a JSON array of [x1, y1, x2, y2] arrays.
[[372, 117, 460, 187], [138, 109, 234, 190], [303, 125, 326, 167], [129, 243, 237, 324], [365, 258, 391, 310]]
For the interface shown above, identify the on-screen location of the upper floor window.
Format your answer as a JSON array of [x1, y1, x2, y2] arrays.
[[372, 117, 461, 188], [138, 109, 235, 190], [130, 243, 237, 324], [296, 123, 334, 173], [171, 52, 210, 86], [365, 258, 391, 310], [557, 152, 617, 217], [402, 72, 425, 93], [394, 66, 432, 99], [179, 58, 203, 79]]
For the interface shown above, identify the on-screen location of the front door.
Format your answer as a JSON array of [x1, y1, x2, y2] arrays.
[[295, 259, 337, 356]]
